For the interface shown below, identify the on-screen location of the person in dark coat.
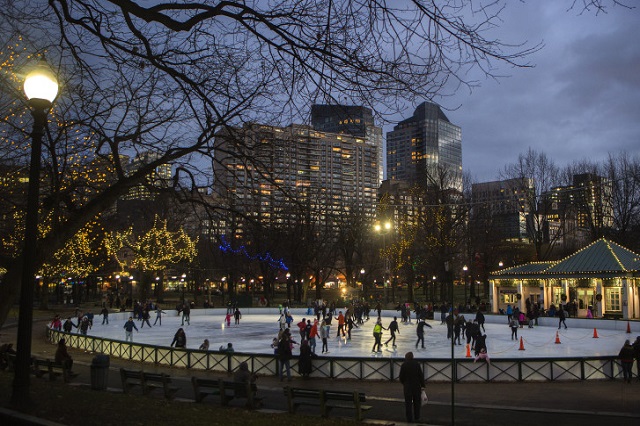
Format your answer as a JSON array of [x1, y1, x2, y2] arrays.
[[54, 338, 74, 373], [632, 336, 640, 381], [170, 328, 187, 348], [298, 339, 313, 378], [278, 330, 293, 381], [399, 351, 425, 423], [619, 339, 634, 383], [475, 310, 485, 332], [474, 334, 487, 357]]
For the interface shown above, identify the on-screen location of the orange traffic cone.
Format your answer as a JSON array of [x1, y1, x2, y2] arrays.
[[627, 321, 631, 334], [555, 331, 561, 344], [465, 344, 471, 358], [593, 328, 599, 338], [518, 337, 525, 351]]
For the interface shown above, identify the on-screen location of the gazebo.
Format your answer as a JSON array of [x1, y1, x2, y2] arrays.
[[488, 238, 640, 319]]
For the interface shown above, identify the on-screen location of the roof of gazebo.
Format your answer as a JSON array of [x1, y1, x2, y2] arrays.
[[490, 238, 640, 279]]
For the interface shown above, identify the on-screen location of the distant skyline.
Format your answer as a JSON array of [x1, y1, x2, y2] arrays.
[[385, 2, 640, 183]]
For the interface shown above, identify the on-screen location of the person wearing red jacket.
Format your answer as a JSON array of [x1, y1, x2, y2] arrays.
[[308, 319, 319, 353]]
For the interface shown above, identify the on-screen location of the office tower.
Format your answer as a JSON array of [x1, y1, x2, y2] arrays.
[[213, 117, 382, 236], [311, 104, 384, 187], [471, 178, 534, 241], [121, 151, 172, 201], [386, 101, 462, 191]]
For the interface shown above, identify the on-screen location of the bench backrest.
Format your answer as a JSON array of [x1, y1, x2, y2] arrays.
[[285, 387, 322, 399], [120, 369, 143, 380], [143, 372, 169, 383], [324, 390, 366, 402], [192, 377, 220, 388]]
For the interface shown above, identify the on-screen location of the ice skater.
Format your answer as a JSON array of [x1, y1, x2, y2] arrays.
[[415, 318, 432, 349], [384, 316, 400, 348]]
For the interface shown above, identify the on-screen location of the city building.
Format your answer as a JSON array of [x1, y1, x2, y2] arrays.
[[212, 115, 382, 237], [121, 151, 172, 201], [385, 101, 462, 191], [311, 104, 384, 186], [471, 177, 534, 242], [543, 173, 613, 247]]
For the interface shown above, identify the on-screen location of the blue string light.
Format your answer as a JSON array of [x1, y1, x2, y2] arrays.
[[219, 235, 289, 271]]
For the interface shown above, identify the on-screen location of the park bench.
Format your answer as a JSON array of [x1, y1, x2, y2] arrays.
[[283, 386, 371, 421], [32, 357, 75, 383], [191, 377, 262, 409], [120, 368, 179, 400]]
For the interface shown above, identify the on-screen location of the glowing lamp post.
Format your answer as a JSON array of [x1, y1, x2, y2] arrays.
[[12, 60, 58, 406], [374, 221, 392, 303]]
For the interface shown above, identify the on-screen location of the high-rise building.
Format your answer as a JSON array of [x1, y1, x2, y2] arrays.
[[121, 151, 172, 201], [213, 116, 382, 236], [311, 104, 383, 187], [471, 178, 534, 241], [386, 101, 462, 191], [543, 173, 613, 245]]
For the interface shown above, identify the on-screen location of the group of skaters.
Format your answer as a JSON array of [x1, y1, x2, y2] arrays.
[[49, 309, 95, 336]]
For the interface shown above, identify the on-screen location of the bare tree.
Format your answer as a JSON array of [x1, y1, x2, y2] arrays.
[[603, 152, 640, 249], [501, 148, 561, 261], [3, 0, 625, 325]]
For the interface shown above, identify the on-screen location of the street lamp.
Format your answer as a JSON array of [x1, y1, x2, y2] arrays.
[[129, 276, 134, 304], [360, 268, 365, 296], [12, 60, 58, 406], [463, 265, 468, 305], [374, 221, 392, 303]]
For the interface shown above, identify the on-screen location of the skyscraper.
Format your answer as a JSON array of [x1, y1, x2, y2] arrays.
[[386, 101, 462, 191], [311, 104, 383, 187], [213, 116, 382, 236]]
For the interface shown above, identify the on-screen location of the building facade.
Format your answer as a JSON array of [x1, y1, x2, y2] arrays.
[[213, 118, 382, 237], [543, 173, 613, 248], [471, 178, 534, 242], [386, 101, 462, 191]]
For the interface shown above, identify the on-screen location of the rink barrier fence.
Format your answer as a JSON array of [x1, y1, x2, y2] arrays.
[[46, 325, 624, 383]]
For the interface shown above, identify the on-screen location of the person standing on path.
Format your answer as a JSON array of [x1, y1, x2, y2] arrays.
[[277, 330, 293, 381], [123, 316, 138, 342], [384, 316, 400, 348], [619, 339, 634, 383], [399, 351, 425, 424]]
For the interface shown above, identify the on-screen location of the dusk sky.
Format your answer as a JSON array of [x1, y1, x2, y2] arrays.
[[389, 2, 640, 183]]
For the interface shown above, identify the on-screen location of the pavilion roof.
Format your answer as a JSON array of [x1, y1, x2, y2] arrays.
[[490, 238, 640, 279]]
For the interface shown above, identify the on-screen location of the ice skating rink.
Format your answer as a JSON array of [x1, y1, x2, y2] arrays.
[[85, 308, 636, 359]]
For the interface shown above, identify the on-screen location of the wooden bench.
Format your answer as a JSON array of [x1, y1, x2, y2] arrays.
[[283, 386, 371, 421], [120, 368, 179, 400], [32, 357, 75, 383], [191, 377, 262, 409]]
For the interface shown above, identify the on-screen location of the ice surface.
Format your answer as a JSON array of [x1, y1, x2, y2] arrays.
[[83, 309, 634, 359]]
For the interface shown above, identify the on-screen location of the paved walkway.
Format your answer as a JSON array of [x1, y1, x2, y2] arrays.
[[2, 311, 640, 425]]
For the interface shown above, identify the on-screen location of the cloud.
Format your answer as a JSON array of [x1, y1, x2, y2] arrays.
[[444, 2, 640, 182]]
